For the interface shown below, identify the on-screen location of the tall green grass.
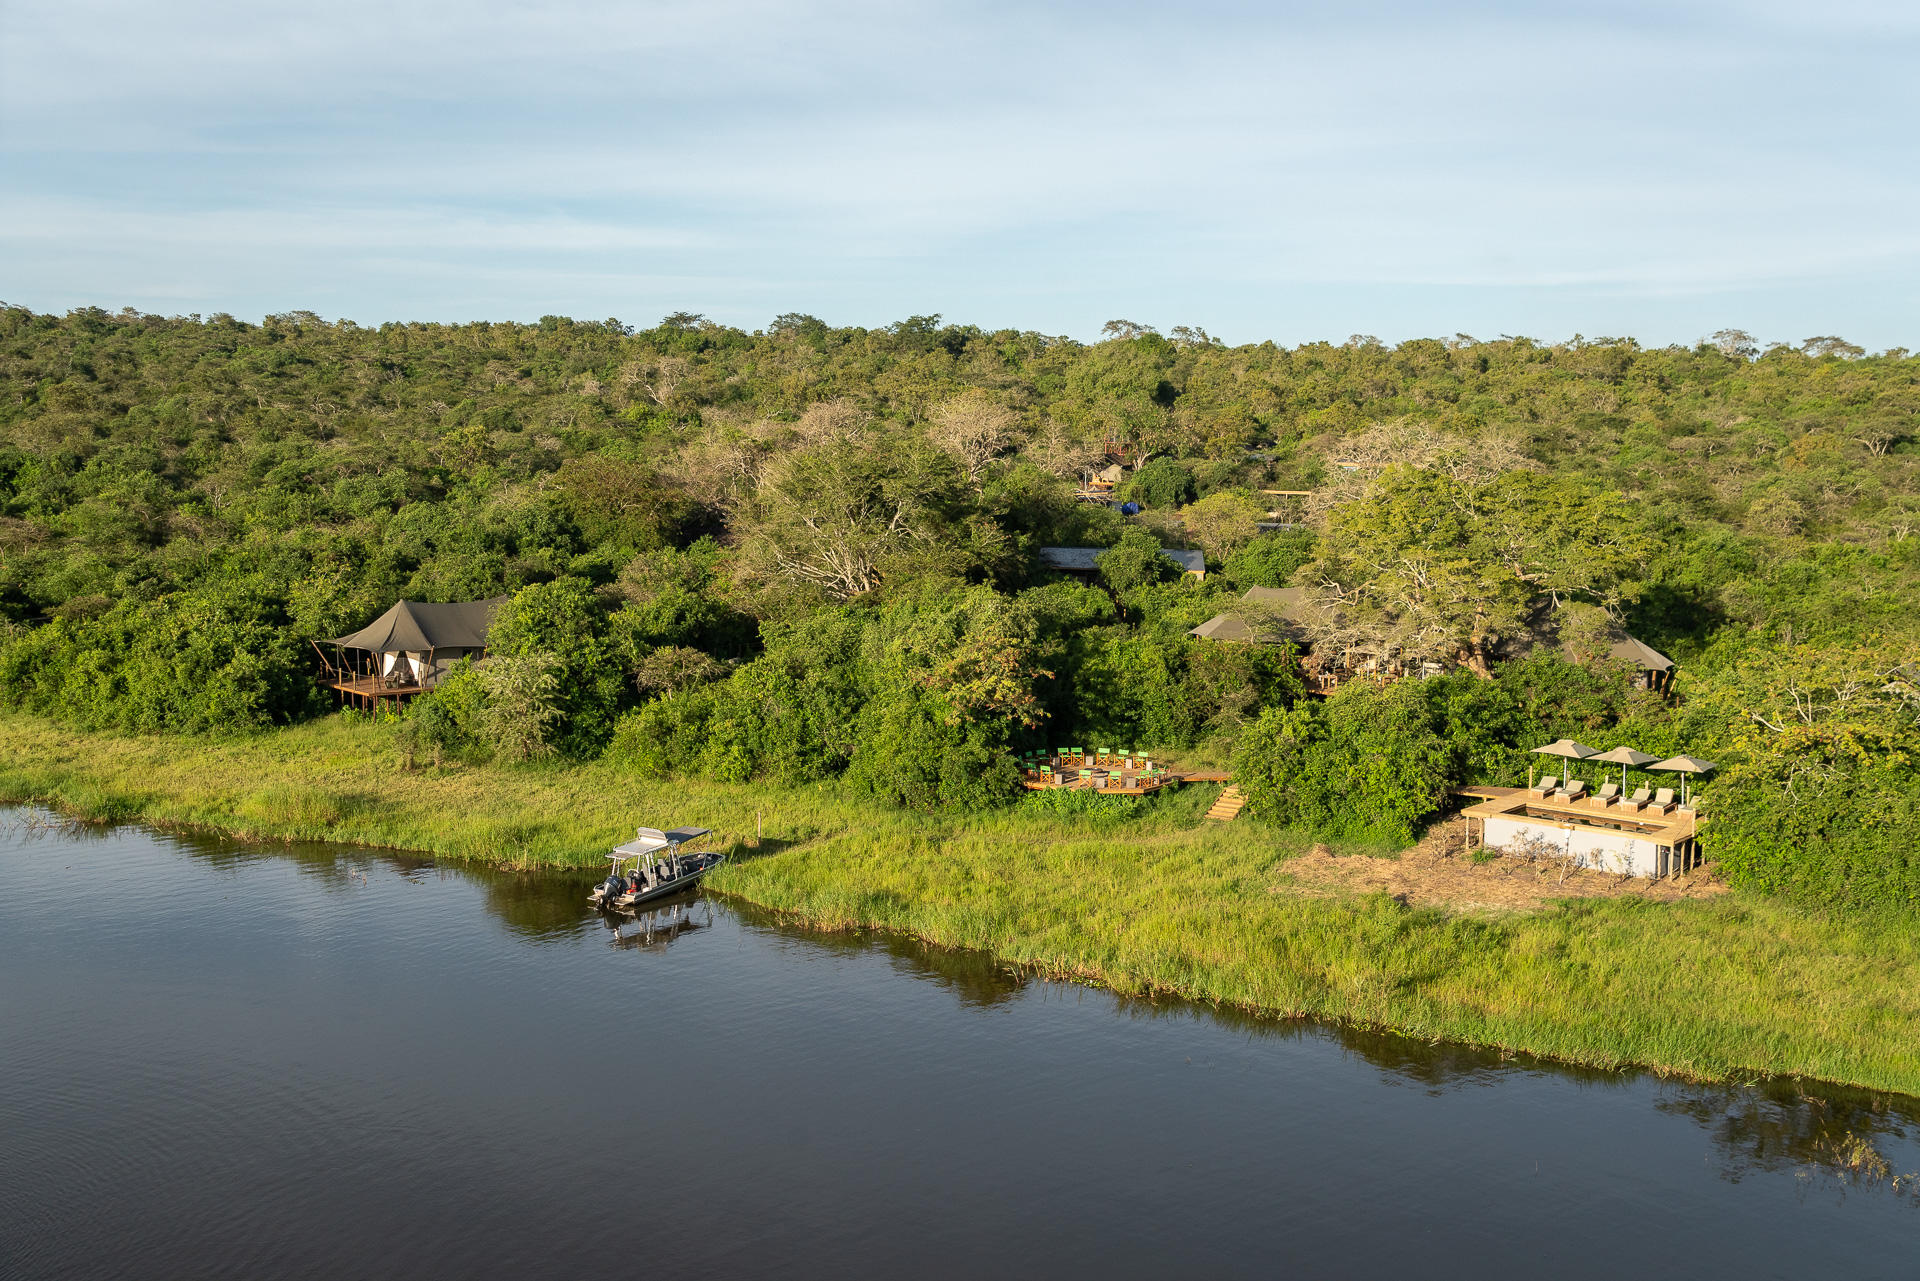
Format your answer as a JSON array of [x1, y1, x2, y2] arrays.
[[4, 711, 1918, 1096]]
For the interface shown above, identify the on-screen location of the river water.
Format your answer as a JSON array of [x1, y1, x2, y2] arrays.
[[2, 813, 1915, 1279]]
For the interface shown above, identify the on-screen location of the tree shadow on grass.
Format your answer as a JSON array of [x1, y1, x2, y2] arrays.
[[721, 835, 806, 865]]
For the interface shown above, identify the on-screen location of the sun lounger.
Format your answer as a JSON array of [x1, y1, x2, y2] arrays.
[[1589, 783, 1620, 808], [1650, 787, 1676, 813], [1555, 779, 1588, 802], [1621, 786, 1650, 812]]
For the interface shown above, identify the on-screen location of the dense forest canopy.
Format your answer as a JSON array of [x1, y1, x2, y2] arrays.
[[2, 305, 1916, 907]]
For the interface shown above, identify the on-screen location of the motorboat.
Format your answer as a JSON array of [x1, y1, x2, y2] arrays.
[[589, 826, 724, 911]]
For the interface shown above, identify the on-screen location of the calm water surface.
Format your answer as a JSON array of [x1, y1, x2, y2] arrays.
[[2, 813, 1916, 1279]]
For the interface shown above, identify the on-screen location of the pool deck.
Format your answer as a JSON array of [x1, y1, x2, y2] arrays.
[[1459, 790, 1698, 845]]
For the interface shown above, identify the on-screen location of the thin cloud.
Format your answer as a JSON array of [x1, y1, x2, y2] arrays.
[[2, 0, 1914, 342]]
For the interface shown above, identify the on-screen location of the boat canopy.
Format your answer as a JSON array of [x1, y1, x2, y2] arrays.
[[612, 826, 712, 857]]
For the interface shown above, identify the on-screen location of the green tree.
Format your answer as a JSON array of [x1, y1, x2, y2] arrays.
[[1178, 491, 1265, 562], [479, 652, 563, 762], [488, 578, 623, 755], [1097, 528, 1179, 594], [1124, 457, 1195, 508]]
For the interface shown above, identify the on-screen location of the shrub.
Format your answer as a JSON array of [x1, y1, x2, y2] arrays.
[[1234, 681, 1456, 842], [400, 660, 490, 763], [845, 687, 1023, 812], [1225, 529, 1315, 588], [478, 652, 563, 762], [489, 579, 624, 756], [1124, 458, 1195, 508], [0, 587, 318, 734], [1707, 725, 1920, 912]]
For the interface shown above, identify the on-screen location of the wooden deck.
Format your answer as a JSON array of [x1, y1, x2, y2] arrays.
[[324, 675, 429, 708], [1458, 791, 1698, 843], [1018, 753, 1231, 796]]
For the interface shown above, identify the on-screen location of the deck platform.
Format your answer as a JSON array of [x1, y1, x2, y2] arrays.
[[1018, 753, 1230, 796], [1459, 789, 1700, 877], [324, 675, 429, 709]]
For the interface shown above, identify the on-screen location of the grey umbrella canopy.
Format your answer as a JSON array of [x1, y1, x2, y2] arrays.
[[1531, 739, 1597, 788], [1590, 745, 1659, 794], [1649, 755, 1717, 806]]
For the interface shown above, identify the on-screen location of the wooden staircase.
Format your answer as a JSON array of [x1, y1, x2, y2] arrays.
[[1205, 785, 1246, 822]]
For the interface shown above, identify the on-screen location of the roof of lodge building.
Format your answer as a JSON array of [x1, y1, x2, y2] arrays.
[[1039, 546, 1206, 575]]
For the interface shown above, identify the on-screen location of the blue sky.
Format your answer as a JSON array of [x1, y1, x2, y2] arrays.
[[3, 0, 1914, 347]]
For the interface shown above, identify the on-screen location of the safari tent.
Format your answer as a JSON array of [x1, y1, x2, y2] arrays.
[[319, 596, 509, 709]]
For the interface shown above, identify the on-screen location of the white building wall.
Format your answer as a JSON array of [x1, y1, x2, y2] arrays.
[[1484, 815, 1665, 878]]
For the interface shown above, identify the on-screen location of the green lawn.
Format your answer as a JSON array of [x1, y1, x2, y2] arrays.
[[5, 711, 1917, 1096]]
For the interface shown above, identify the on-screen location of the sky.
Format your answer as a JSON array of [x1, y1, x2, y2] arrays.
[[2, 0, 1915, 348]]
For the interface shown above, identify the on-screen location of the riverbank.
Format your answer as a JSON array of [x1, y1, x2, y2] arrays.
[[4, 711, 1918, 1096]]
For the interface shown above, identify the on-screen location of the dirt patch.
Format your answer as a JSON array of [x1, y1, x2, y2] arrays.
[[1273, 818, 1728, 912]]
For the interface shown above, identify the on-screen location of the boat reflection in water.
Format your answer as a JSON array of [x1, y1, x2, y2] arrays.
[[601, 895, 711, 951]]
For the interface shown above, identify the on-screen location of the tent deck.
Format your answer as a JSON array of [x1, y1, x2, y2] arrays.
[[326, 675, 430, 708]]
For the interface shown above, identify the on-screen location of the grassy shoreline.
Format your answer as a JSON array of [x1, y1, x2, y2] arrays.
[[5, 711, 1918, 1097]]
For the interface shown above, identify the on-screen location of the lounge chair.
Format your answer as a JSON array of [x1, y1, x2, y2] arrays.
[[1555, 779, 1588, 802], [1621, 786, 1650, 812], [1651, 787, 1676, 813], [1589, 783, 1620, 808]]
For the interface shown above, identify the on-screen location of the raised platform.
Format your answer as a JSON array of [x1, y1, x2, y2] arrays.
[[1459, 790, 1700, 877], [324, 675, 428, 708], [1018, 754, 1230, 796], [1455, 785, 1522, 801]]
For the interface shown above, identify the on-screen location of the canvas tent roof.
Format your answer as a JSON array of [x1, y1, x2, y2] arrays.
[[331, 597, 509, 654], [1188, 613, 1260, 642], [1608, 635, 1674, 673], [1242, 585, 1304, 609]]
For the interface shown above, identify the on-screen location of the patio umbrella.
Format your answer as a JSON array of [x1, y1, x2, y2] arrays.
[[1649, 755, 1717, 807], [1531, 739, 1597, 789], [1590, 745, 1658, 795]]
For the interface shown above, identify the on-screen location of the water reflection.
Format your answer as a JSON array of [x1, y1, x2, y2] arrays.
[[1658, 1081, 1920, 1203], [601, 897, 712, 951], [726, 903, 1029, 1008], [26, 809, 1920, 1209], [468, 865, 599, 940]]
